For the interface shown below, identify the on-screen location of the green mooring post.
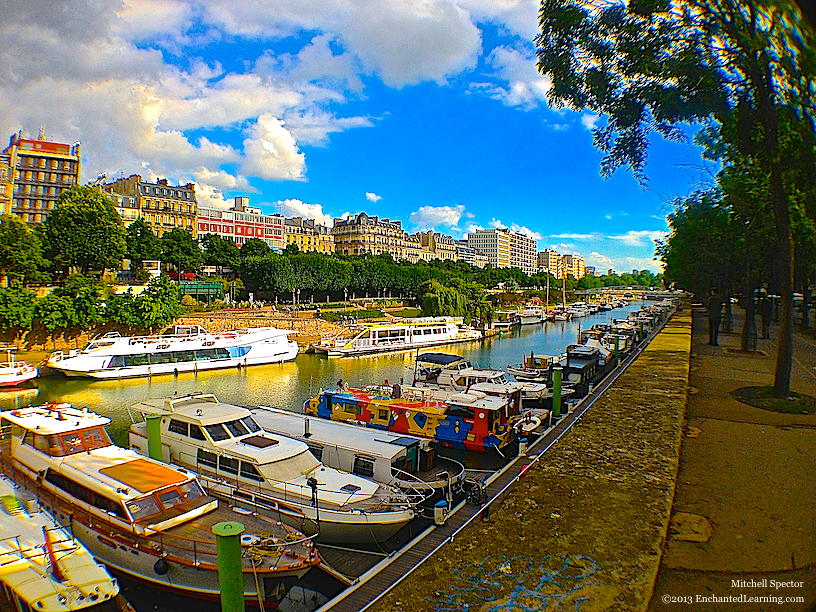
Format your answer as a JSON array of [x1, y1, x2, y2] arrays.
[[145, 415, 163, 461], [552, 366, 562, 419], [213, 521, 246, 612], [614, 336, 619, 359]]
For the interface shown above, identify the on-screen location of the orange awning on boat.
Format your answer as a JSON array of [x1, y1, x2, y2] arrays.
[[99, 459, 188, 494]]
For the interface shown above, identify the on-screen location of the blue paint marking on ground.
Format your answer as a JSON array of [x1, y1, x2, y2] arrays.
[[425, 554, 599, 612]]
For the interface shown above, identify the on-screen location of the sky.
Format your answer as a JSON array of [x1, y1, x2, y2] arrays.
[[1, 0, 718, 273]]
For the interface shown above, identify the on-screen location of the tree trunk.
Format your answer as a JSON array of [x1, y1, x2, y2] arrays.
[[772, 160, 794, 397]]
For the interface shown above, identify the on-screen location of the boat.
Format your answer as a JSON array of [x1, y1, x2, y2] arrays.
[[45, 324, 298, 379], [248, 406, 466, 504], [0, 404, 318, 606], [0, 351, 38, 387], [312, 317, 483, 357], [129, 394, 417, 545], [507, 353, 556, 383], [0, 473, 132, 612], [516, 308, 543, 326], [304, 385, 520, 453], [509, 343, 618, 399], [492, 310, 519, 331]]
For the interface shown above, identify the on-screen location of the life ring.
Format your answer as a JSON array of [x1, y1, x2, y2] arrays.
[[514, 417, 541, 433]]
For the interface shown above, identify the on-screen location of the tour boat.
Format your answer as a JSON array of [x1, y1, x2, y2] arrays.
[[0, 351, 38, 387], [128, 394, 418, 545], [46, 325, 298, 379], [0, 473, 131, 612], [0, 405, 318, 606], [248, 406, 467, 502], [304, 385, 520, 453], [312, 317, 482, 357]]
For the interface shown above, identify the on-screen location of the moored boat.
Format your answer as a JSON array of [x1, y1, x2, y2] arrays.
[[0, 351, 38, 387], [45, 324, 298, 379], [0, 404, 318, 606], [128, 394, 418, 545]]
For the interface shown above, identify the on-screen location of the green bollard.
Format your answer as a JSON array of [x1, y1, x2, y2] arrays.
[[552, 366, 562, 419], [614, 336, 619, 359], [212, 521, 246, 612], [145, 415, 163, 461]]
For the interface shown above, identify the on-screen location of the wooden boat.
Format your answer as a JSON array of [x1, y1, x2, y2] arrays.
[[129, 394, 417, 545], [248, 406, 466, 501], [46, 325, 298, 379], [312, 317, 482, 357], [304, 385, 520, 453], [0, 473, 132, 612], [0, 351, 38, 387], [0, 404, 318, 606]]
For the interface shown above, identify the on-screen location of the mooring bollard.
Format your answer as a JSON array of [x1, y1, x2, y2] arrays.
[[518, 437, 528, 456], [552, 366, 563, 419], [434, 499, 448, 526], [212, 521, 246, 612], [145, 414, 163, 461]]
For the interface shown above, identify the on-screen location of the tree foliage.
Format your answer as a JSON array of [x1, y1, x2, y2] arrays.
[[126, 218, 161, 269], [200, 233, 240, 272], [0, 214, 49, 285], [160, 228, 203, 274]]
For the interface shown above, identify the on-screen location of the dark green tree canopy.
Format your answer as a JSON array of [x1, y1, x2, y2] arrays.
[[240, 238, 272, 259], [43, 186, 127, 274], [126, 218, 161, 269], [200, 233, 239, 270], [160, 228, 203, 274], [0, 214, 49, 285]]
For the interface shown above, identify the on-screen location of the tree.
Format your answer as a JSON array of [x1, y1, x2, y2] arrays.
[[536, 0, 816, 396], [283, 242, 300, 256], [0, 286, 37, 347], [126, 219, 161, 270], [200, 233, 239, 273], [135, 274, 184, 330], [160, 228, 203, 275], [43, 185, 127, 274], [0, 214, 49, 286], [240, 238, 271, 259]]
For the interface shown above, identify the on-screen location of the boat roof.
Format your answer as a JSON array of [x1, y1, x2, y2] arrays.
[[0, 476, 120, 612], [416, 353, 467, 366], [1, 405, 111, 435], [250, 406, 427, 460]]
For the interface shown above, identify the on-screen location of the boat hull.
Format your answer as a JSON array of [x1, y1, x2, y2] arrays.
[[313, 332, 482, 358], [0, 367, 38, 386]]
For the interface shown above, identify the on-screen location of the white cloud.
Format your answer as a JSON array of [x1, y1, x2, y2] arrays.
[[465, 223, 484, 233], [240, 114, 306, 181], [483, 46, 551, 109], [459, 0, 539, 39], [195, 183, 233, 210], [587, 251, 615, 268], [193, 168, 257, 195], [585, 252, 663, 273], [488, 218, 507, 229], [272, 199, 334, 227], [549, 232, 602, 241], [408, 204, 466, 230], [608, 230, 667, 247], [510, 223, 542, 240], [581, 114, 600, 130], [366, 192, 383, 203]]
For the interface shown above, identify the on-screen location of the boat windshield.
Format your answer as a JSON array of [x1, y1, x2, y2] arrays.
[[261, 450, 321, 482], [43, 426, 113, 456], [81, 341, 116, 353], [126, 480, 205, 522]]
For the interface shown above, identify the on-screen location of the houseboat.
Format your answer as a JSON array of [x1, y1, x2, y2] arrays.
[[0, 405, 318, 606], [304, 385, 520, 453], [248, 406, 466, 503], [508, 344, 619, 399], [46, 325, 298, 379], [0, 352, 38, 387], [516, 307, 543, 326], [129, 394, 417, 545], [0, 473, 131, 612], [313, 317, 482, 358]]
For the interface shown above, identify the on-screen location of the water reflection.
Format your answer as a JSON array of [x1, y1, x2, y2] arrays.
[[1, 302, 644, 445]]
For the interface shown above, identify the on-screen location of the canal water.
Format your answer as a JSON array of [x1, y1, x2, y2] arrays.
[[0, 302, 645, 612]]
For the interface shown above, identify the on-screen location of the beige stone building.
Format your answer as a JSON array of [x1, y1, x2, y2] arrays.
[[284, 217, 334, 253], [105, 175, 197, 237], [414, 231, 458, 262]]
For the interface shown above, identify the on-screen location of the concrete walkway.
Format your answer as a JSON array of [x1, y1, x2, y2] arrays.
[[649, 306, 816, 611]]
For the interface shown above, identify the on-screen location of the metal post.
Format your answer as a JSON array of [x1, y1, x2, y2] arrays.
[[212, 522, 246, 612], [552, 366, 562, 419], [145, 415, 163, 461], [614, 336, 619, 358]]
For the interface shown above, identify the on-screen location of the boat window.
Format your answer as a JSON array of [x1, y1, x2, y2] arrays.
[[225, 419, 249, 437], [219, 456, 239, 474], [307, 445, 322, 461], [446, 405, 474, 420], [214, 348, 230, 359], [240, 462, 264, 482], [59, 432, 85, 455], [197, 449, 217, 467], [108, 355, 125, 368], [127, 495, 161, 521], [93, 493, 125, 518], [168, 419, 188, 435], [263, 450, 321, 481], [205, 424, 230, 441], [45, 470, 91, 503], [340, 484, 362, 494], [189, 424, 206, 440], [124, 354, 150, 367], [158, 488, 184, 508], [173, 350, 195, 363], [150, 352, 174, 364], [352, 456, 375, 478], [241, 417, 261, 433], [178, 480, 204, 501], [81, 427, 111, 451], [196, 349, 216, 360]]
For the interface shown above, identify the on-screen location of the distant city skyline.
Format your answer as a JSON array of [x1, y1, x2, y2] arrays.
[[1, 0, 716, 273]]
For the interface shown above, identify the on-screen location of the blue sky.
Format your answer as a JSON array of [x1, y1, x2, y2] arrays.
[[1, 0, 716, 272]]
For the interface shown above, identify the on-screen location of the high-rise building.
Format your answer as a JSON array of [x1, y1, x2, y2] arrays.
[[508, 231, 537, 276], [585, 265, 596, 277], [455, 241, 489, 268], [3, 130, 81, 221], [197, 197, 285, 250], [561, 254, 586, 278], [105, 175, 197, 237], [466, 229, 511, 268], [537, 249, 562, 277]]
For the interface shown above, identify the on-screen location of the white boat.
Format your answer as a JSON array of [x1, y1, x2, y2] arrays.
[[45, 324, 298, 379], [516, 308, 543, 325], [313, 317, 482, 357], [0, 473, 131, 612], [248, 406, 466, 500], [129, 394, 418, 545], [0, 404, 318, 605], [0, 351, 38, 387]]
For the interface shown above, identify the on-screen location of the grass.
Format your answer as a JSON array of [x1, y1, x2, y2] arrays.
[[731, 386, 816, 415]]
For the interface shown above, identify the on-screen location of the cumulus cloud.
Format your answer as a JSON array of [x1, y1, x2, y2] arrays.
[[549, 232, 602, 241], [483, 46, 551, 109], [510, 223, 542, 240], [273, 198, 334, 226], [465, 223, 485, 233], [408, 205, 466, 230], [240, 114, 306, 181], [581, 114, 600, 130], [366, 192, 383, 203], [193, 168, 257, 194], [585, 252, 663, 273], [488, 218, 507, 229], [608, 230, 667, 247]]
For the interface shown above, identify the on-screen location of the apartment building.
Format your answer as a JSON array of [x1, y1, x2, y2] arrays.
[[284, 217, 334, 253], [455, 241, 489, 268], [105, 175, 196, 237], [466, 229, 511, 268], [332, 212, 411, 258], [561, 253, 586, 279], [414, 231, 458, 262], [3, 130, 81, 221], [509, 231, 537, 276], [197, 196, 285, 250], [537, 249, 562, 277]]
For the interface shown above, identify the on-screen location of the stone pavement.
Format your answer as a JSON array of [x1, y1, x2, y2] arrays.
[[649, 306, 816, 611]]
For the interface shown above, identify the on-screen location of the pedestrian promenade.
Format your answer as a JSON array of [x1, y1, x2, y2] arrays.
[[649, 306, 816, 611]]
